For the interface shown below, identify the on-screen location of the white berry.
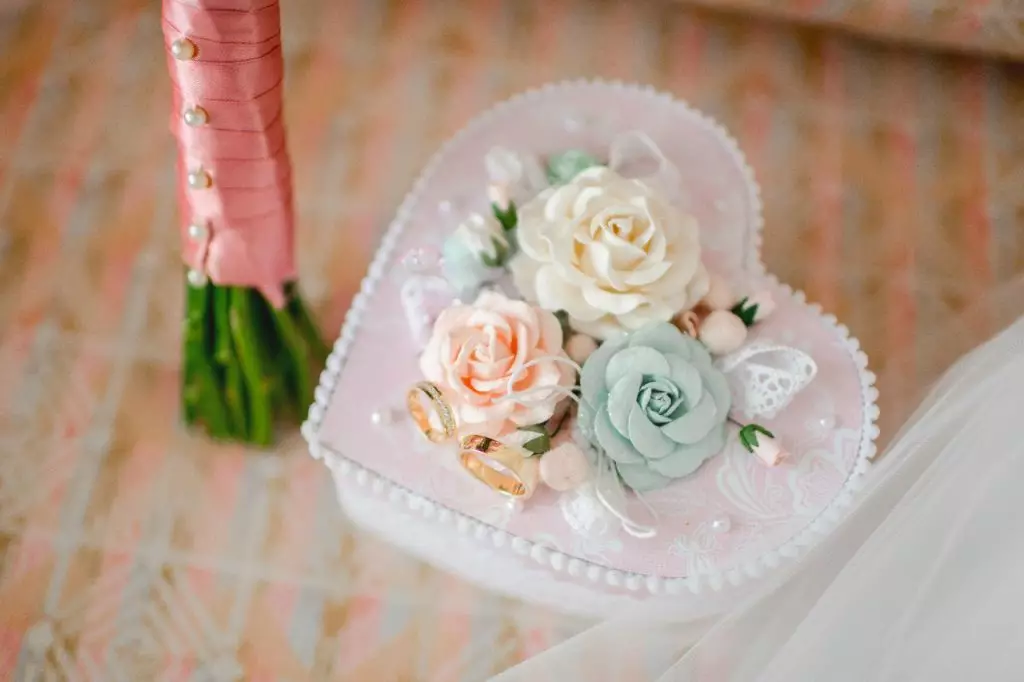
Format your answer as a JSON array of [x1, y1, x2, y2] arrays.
[[699, 310, 748, 355]]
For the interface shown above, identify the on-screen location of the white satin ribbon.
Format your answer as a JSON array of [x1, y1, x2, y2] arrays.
[[717, 341, 818, 420]]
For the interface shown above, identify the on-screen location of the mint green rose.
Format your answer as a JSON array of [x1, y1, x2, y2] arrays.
[[578, 323, 732, 491]]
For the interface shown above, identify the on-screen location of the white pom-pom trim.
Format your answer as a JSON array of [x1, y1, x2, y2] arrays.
[[302, 81, 878, 599]]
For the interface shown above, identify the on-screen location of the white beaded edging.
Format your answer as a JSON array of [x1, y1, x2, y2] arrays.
[[302, 81, 876, 597]]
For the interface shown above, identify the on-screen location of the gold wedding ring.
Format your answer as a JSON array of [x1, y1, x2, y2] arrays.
[[407, 382, 457, 443], [459, 434, 535, 498]]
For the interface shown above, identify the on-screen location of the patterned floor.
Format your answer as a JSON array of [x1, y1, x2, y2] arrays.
[[0, 0, 1022, 679]]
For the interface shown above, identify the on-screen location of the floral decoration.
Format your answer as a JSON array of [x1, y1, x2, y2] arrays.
[[577, 322, 732, 491], [510, 166, 710, 340], [419, 290, 575, 439], [404, 135, 813, 514], [442, 212, 512, 295], [545, 149, 600, 185]]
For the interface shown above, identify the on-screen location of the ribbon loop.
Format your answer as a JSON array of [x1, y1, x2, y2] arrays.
[[608, 130, 684, 207]]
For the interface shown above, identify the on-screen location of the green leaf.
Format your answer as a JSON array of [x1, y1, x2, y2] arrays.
[[738, 423, 774, 452], [730, 296, 759, 327], [742, 304, 759, 327], [492, 201, 518, 231], [522, 433, 551, 456], [737, 427, 753, 452], [479, 238, 509, 268], [518, 423, 551, 456], [546, 150, 601, 185]]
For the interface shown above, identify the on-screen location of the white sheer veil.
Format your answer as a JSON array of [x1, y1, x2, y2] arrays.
[[492, 277, 1024, 682]]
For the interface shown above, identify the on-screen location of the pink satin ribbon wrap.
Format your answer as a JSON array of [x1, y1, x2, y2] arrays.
[[162, 0, 293, 307]]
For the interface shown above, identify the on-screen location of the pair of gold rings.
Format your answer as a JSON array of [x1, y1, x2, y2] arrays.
[[406, 382, 535, 498]]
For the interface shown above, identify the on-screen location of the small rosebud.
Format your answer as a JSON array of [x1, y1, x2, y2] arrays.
[[539, 443, 592, 491], [699, 310, 747, 355], [702, 272, 735, 311], [453, 213, 508, 264], [751, 435, 786, 466], [565, 334, 598, 364], [738, 424, 787, 466], [673, 310, 701, 337], [747, 291, 776, 322], [487, 183, 511, 211]]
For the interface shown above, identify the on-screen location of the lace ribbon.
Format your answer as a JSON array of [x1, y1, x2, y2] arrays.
[[162, 0, 294, 306], [717, 341, 818, 419]]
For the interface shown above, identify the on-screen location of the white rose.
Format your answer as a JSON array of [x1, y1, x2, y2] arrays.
[[453, 212, 508, 262], [510, 166, 709, 340]]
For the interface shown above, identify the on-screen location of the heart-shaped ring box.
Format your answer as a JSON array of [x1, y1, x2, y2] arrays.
[[304, 82, 878, 619]]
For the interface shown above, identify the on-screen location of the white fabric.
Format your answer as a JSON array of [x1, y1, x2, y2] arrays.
[[492, 279, 1024, 681]]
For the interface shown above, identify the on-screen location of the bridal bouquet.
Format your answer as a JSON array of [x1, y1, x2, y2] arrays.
[[162, 0, 328, 445]]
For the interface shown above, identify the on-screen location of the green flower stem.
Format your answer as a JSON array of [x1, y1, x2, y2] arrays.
[[215, 287, 248, 438], [182, 282, 231, 438], [270, 303, 312, 415], [286, 282, 330, 361], [181, 274, 327, 446], [229, 288, 273, 447]]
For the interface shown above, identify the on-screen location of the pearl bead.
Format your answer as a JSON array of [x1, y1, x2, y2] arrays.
[[187, 168, 211, 190], [401, 248, 438, 272], [816, 414, 836, 430], [182, 106, 208, 127], [187, 222, 208, 241], [711, 515, 732, 533], [370, 408, 395, 426], [170, 38, 197, 61], [186, 269, 207, 287]]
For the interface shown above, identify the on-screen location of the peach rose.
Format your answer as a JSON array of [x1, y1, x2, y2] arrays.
[[419, 291, 575, 437]]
